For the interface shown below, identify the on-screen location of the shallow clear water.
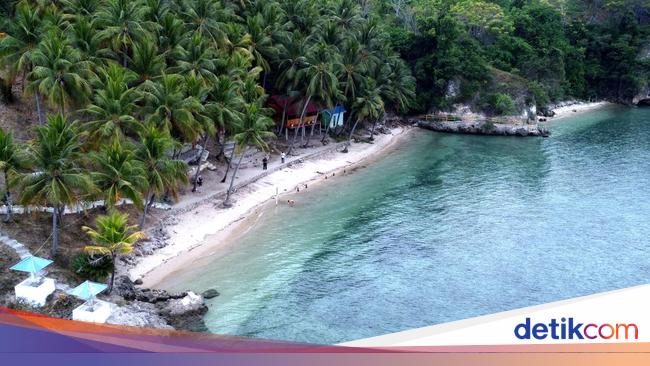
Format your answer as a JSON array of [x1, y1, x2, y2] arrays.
[[166, 106, 650, 344]]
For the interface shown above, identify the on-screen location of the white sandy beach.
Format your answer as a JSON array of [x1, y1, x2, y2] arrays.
[[131, 126, 414, 286], [548, 101, 612, 119]]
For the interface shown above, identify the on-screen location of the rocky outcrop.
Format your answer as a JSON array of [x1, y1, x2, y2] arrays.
[[416, 120, 550, 137], [633, 85, 650, 106], [111, 276, 208, 332], [202, 289, 220, 299], [158, 292, 209, 332], [538, 107, 556, 117], [107, 301, 173, 329], [135, 288, 187, 303]]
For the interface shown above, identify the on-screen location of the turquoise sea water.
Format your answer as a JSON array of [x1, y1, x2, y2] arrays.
[[165, 106, 650, 344]]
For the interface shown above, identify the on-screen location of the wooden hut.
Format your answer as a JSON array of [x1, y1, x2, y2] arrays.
[[267, 95, 321, 141]]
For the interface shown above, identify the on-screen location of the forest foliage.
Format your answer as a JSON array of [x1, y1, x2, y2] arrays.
[[372, 0, 650, 113]]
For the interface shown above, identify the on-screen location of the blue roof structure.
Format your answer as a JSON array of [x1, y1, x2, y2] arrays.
[[68, 280, 108, 300], [323, 106, 346, 115], [10, 256, 53, 274]]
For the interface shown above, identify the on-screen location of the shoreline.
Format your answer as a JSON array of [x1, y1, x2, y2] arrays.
[[547, 101, 612, 120], [126, 100, 612, 288], [132, 125, 416, 288]]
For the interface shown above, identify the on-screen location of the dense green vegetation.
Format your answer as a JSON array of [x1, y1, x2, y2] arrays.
[[0, 0, 415, 273], [373, 0, 650, 113]]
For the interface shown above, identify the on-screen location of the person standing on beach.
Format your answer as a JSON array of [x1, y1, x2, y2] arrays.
[[281, 152, 286, 164], [262, 156, 268, 170]]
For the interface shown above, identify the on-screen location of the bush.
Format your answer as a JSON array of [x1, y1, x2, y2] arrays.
[[481, 93, 517, 115], [71, 252, 113, 281], [528, 81, 550, 108]]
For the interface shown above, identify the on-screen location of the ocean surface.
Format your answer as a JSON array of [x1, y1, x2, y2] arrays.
[[165, 106, 650, 344]]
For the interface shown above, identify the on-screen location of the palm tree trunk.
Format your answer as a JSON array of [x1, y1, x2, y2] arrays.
[[215, 132, 225, 160], [304, 112, 319, 147], [192, 134, 209, 192], [288, 95, 311, 155], [224, 148, 246, 207], [59, 89, 65, 117], [343, 119, 361, 153], [35, 92, 44, 125], [109, 253, 116, 292], [122, 44, 128, 68], [51, 204, 59, 258], [3, 170, 11, 223], [220, 145, 236, 183], [139, 193, 154, 229], [336, 111, 353, 137], [278, 103, 287, 137], [321, 125, 330, 143], [369, 118, 378, 141], [58, 205, 65, 225]]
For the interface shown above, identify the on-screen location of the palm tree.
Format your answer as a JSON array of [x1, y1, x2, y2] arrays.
[[41, 4, 70, 32], [243, 14, 278, 85], [0, 128, 26, 222], [184, 72, 215, 192], [288, 42, 341, 153], [343, 82, 384, 153], [19, 114, 94, 257], [83, 211, 144, 292], [60, 0, 100, 18], [0, 3, 44, 123], [281, 0, 318, 34], [170, 33, 217, 81], [128, 37, 165, 85], [82, 63, 143, 143], [337, 38, 366, 102], [141, 73, 201, 145], [68, 18, 114, 66], [95, 0, 148, 67], [275, 32, 307, 93], [328, 0, 362, 31], [142, 0, 170, 24], [181, 0, 232, 49], [223, 103, 274, 207], [135, 125, 188, 228], [28, 30, 91, 118], [156, 13, 187, 66], [313, 20, 341, 50], [381, 56, 416, 113], [90, 140, 147, 209], [206, 76, 244, 174]]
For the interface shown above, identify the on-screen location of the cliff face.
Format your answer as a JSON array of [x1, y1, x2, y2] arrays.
[[442, 68, 540, 118], [633, 86, 650, 106], [633, 45, 650, 106]]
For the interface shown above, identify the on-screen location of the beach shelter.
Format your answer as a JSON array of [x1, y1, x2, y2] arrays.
[[69, 281, 112, 323], [11, 256, 53, 280], [321, 106, 346, 129], [69, 280, 108, 302], [11, 256, 56, 306], [266, 95, 321, 140]]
